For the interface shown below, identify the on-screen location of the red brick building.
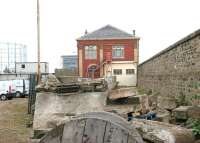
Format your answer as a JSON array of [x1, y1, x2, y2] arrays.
[[77, 25, 139, 86]]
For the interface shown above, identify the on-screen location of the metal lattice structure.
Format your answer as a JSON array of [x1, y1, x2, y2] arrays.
[[0, 42, 27, 73]]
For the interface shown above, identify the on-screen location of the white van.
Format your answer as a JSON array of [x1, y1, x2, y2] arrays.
[[12, 79, 29, 97], [0, 79, 29, 99], [0, 81, 15, 100]]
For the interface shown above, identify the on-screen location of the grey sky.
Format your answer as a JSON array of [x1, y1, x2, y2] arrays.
[[0, 0, 199, 72]]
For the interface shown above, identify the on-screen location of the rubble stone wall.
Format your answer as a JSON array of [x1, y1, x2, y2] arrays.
[[138, 29, 200, 106]]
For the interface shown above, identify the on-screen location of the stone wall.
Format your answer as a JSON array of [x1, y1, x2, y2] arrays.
[[138, 29, 200, 106]]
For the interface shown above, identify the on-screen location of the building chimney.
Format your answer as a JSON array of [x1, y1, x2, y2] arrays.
[[133, 30, 135, 36], [85, 29, 88, 35]]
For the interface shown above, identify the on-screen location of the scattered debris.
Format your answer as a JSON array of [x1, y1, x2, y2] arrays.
[[108, 87, 136, 100], [156, 108, 171, 123], [36, 74, 61, 92], [55, 83, 80, 93], [36, 75, 108, 93], [79, 78, 108, 92], [132, 119, 195, 143]]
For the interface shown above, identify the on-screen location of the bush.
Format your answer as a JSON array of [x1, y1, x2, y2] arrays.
[[186, 118, 200, 136]]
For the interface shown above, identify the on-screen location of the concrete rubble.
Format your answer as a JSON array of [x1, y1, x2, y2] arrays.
[[108, 87, 136, 100], [132, 119, 195, 143], [31, 73, 200, 143], [156, 108, 171, 123], [107, 88, 150, 115], [36, 74, 61, 92]]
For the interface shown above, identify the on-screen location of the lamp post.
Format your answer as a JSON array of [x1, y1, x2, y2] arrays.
[[37, 0, 41, 83]]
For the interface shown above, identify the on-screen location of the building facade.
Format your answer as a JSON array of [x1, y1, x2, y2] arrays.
[[77, 25, 139, 86], [0, 42, 27, 73], [61, 55, 77, 70]]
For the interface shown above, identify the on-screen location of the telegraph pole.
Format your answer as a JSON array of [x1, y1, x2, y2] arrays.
[[37, 0, 41, 83]]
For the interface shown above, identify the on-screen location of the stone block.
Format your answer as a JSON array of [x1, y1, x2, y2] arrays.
[[149, 94, 158, 109], [188, 106, 200, 119], [173, 106, 192, 120], [128, 95, 150, 114], [158, 96, 177, 110], [156, 108, 171, 123]]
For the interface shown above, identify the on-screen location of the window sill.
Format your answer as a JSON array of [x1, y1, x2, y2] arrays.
[[112, 57, 124, 59]]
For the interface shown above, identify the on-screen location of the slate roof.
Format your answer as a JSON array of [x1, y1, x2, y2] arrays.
[[77, 25, 138, 40]]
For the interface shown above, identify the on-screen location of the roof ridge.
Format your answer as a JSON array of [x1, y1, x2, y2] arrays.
[[77, 25, 136, 40], [105, 25, 133, 36]]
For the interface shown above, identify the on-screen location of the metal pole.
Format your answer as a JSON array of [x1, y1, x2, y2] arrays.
[[37, 0, 41, 83], [8, 43, 10, 71]]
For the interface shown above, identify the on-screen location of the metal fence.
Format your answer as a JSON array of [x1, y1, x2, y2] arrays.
[[28, 74, 36, 114]]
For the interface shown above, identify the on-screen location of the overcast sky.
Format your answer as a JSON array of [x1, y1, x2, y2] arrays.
[[0, 0, 199, 72]]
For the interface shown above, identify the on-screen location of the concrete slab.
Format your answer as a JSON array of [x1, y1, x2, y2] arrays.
[[33, 92, 107, 130]]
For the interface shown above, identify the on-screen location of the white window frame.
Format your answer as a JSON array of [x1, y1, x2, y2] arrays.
[[113, 69, 122, 75], [85, 45, 97, 59], [126, 69, 135, 75], [112, 45, 124, 58]]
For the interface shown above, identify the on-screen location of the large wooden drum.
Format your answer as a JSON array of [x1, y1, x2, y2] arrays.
[[38, 112, 144, 143]]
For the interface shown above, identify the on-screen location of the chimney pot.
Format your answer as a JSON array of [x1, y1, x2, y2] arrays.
[[133, 30, 136, 36], [85, 29, 88, 35]]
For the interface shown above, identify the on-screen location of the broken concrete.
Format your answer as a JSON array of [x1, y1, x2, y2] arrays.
[[132, 119, 195, 143], [57, 76, 79, 83], [148, 94, 158, 110], [139, 95, 150, 114], [79, 78, 108, 92], [108, 87, 136, 100], [33, 92, 107, 130], [36, 74, 61, 92], [156, 108, 171, 123], [104, 105, 135, 119]]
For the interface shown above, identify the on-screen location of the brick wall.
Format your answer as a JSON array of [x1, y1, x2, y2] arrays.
[[138, 29, 200, 106]]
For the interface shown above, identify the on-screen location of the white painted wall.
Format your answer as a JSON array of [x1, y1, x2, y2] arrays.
[[16, 62, 49, 74], [104, 61, 137, 86]]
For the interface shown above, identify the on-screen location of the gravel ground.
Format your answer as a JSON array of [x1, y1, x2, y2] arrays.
[[0, 98, 32, 143]]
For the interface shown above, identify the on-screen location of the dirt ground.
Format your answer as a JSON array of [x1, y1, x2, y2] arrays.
[[0, 98, 32, 143]]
